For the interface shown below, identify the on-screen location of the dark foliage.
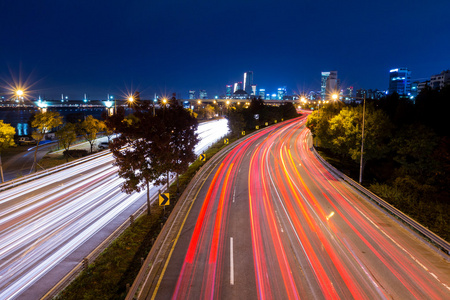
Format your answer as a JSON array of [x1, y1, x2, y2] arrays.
[[63, 149, 88, 158], [105, 101, 198, 214], [307, 85, 450, 240], [226, 99, 300, 135]]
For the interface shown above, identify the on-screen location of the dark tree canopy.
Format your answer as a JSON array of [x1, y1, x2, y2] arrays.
[[107, 101, 198, 214]]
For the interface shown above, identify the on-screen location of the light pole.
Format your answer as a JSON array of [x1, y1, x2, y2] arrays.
[[332, 93, 366, 184], [359, 94, 366, 184], [16, 89, 23, 106], [128, 96, 134, 109]]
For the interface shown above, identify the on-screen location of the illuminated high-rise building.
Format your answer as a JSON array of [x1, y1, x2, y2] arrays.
[[251, 84, 257, 96], [259, 89, 265, 99], [347, 86, 353, 98], [321, 71, 338, 100], [388, 68, 411, 96], [188, 90, 196, 99], [226, 85, 233, 98], [243, 71, 253, 94], [199, 90, 207, 99], [277, 87, 287, 100], [321, 72, 330, 100], [234, 82, 242, 93]]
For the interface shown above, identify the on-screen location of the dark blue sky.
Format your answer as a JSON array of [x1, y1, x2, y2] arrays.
[[1, 0, 449, 99]]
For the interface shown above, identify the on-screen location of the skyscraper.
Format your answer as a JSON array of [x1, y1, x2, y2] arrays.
[[259, 88, 265, 99], [188, 90, 196, 99], [199, 90, 207, 99], [251, 84, 257, 96], [388, 68, 411, 96], [234, 82, 242, 93], [226, 85, 233, 98], [243, 71, 253, 94], [321, 71, 330, 100], [321, 71, 338, 100], [277, 87, 287, 100]]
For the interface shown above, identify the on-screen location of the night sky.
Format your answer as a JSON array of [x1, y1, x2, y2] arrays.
[[1, 0, 449, 100]]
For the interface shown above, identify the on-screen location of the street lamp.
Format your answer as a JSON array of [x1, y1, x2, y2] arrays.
[[359, 94, 366, 184], [331, 92, 366, 183], [128, 96, 134, 108], [16, 89, 24, 105]]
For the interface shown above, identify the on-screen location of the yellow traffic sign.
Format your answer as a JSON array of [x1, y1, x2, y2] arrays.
[[255, 125, 259, 130], [224, 138, 229, 144], [241, 131, 245, 136], [199, 154, 206, 161], [159, 193, 170, 206], [265, 122, 268, 126], [281, 118, 284, 121], [274, 120, 277, 123]]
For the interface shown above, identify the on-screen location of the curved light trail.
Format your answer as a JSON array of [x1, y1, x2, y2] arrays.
[[0, 119, 228, 299], [152, 116, 450, 299]]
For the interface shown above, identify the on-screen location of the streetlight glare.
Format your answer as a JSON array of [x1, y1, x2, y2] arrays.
[[332, 94, 338, 100], [128, 96, 134, 102], [16, 89, 24, 96]]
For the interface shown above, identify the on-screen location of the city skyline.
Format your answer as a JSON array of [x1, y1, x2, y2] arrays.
[[1, 0, 449, 99]]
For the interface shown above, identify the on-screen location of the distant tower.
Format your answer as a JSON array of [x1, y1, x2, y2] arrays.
[[189, 90, 196, 99], [243, 71, 254, 94], [259, 88, 266, 99], [388, 68, 411, 96], [277, 87, 287, 100], [234, 82, 243, 92], [199, 90, 207, 99], [226, 85, 233, 98], [347, 86, 353, 98], [321, 72, 330, 100], [251, 84, 257, 96]]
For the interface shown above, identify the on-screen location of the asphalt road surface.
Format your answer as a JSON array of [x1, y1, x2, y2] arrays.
[[149, 116, 450, 299], [0, 119, 229, 299]]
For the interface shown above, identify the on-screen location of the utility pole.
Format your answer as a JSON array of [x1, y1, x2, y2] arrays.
[[359, 94, 366, 184]]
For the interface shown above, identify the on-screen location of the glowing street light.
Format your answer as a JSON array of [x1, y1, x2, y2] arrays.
[[128, 96, 134, 102], [15, 89, 24, 104], [332, 93, 338, 101]]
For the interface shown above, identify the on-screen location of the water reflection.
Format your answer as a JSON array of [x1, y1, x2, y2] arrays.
[[16, 123, 29, 136]]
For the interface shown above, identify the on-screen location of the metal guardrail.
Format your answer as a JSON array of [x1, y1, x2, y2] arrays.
[[311, 145, 450, 256]]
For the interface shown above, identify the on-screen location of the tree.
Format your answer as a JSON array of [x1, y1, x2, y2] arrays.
[[56, 123, 77, 161], [107, 101, 198, 214], [31, 111, 63, 172], [226, 106, 246, 136], [79, 115, 106, 153], [198, 104, 215, 119], [163, 103, 198, 191], [0, 121, 16, 182], [328, 105, 392, 175]]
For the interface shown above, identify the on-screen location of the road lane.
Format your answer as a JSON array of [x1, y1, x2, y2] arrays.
[[0, 119, 229, 299], [151, 116, 450, 299]]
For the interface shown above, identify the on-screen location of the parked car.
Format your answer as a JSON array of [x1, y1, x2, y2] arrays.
[[98, 141, 110, 150], [18, 137, 37, 146]]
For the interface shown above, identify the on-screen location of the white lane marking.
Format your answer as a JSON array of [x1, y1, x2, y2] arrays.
[[233, 188, 236, 203], [230, 237, 234, 285]]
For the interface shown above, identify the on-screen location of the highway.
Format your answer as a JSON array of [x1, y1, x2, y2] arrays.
[[149, 116, 450, 299], [0, 119, 229, 300]]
